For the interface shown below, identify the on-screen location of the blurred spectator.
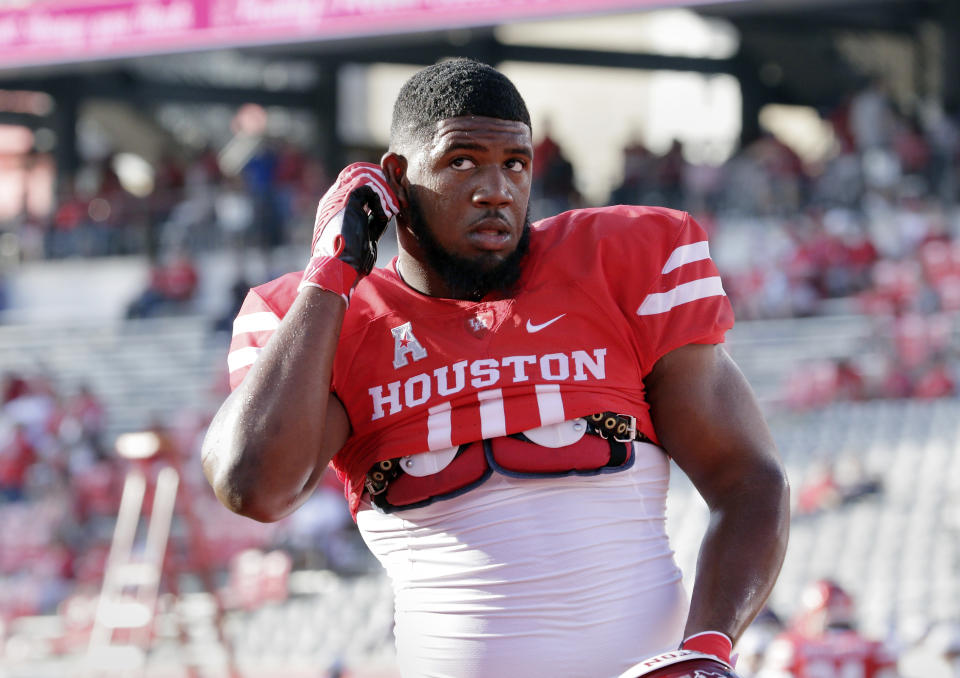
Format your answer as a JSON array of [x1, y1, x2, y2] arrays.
[[0, 422, 34, 501], [126, 249, 199, 319], [760, 579, 898, 678], [795, 454, 884, 518], [610, 137, 655, 207], [213, 274, 253, 336], [46, 183, 90, 258], [849, 77, 897, 153], [215, 175, 255, 248], [531, 121, 581, 218], [244, 140, 285, 250], [62, 384, 106, 457], [654, 139, 686, 207], [833, 456, 883, 506], [911, 356, 956, 399], [737, 606, 785, 677], [3, 375, 58, 450], [795, 461, 841, 516], [274, 469, 366, 573]]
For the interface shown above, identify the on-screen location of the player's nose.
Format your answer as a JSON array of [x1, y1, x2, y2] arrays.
[[471, 167, 513, 209]]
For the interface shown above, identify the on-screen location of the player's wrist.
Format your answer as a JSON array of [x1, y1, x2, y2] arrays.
[[680, 630, 733, 664], [299, 255, 360, 306]]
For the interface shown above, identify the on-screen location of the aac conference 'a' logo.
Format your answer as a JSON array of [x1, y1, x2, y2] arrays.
[[392, 322, 427, 369]]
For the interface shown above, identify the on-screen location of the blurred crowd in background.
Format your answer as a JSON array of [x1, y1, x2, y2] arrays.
[[1, 74, 960, 675], [5, 77, 960, 406], [0, 366, 373, 659], [7, 79, 959, 325]]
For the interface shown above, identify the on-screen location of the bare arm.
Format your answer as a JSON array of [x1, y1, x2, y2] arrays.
[[202, 162, 399, 523], [645, 343, 790, 644], [201, 288, 350, 522]]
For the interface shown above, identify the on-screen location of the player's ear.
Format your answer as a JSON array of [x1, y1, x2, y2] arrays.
[[381, 152, 409, 213]]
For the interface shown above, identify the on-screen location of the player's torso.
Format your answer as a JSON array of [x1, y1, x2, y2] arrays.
[[356, 440, 687, 678], [333, 226, 650, 466], [345, 219, 689, 677]]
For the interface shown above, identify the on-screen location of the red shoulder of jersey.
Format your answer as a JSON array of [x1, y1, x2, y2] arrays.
[[531, 205, 734, 374]]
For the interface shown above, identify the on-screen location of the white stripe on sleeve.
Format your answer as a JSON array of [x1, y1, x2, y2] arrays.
[[232, 311, 281, 336], [227, 346, 261, 373], [637, 276, 726, 316], [427, 402, 453, 450], [535, 384, 565, 426], [478, 389, 507, 439], [661, 240, 711, 275]]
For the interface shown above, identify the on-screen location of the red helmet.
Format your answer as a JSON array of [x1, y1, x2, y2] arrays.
[[797, 579, 855, 633]]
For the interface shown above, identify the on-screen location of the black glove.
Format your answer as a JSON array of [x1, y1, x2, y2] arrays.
[[300, 162, 399, 302]]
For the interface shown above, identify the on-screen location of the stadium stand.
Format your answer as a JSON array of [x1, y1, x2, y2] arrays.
[[0, 317, 220, 441], [0, 2, 957, 676], [0, 308, 957, 676], [669, 398, 960, 641]]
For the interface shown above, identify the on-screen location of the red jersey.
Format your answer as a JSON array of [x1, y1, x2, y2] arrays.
[[764, 630, 898, 678], [228, 205, 733, 516]]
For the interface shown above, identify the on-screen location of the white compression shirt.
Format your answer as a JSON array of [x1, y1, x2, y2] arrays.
[[356, 441, 689, 678]]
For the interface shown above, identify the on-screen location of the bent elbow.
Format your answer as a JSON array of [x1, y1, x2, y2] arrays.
[[215, 478, 288, 523], [769, 458, 792, 508], [202, 442, 295, 524], [752, 457, 791, 515]]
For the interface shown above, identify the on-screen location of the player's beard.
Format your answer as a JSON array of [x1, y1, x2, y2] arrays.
[[406, 191, 531, 301]]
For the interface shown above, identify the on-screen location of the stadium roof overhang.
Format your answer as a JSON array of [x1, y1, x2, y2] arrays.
[[0, 0, 952, 177]]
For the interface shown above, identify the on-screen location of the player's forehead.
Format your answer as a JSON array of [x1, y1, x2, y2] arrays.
[[426, 116, 532, 156]]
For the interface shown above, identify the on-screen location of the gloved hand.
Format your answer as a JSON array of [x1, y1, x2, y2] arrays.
[[615, 650, 738, 678], [618, 632, 737, 678], [300, 162, 399, 304]]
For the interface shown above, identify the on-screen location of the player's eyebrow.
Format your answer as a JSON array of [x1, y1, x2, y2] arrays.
[[443, 141, 533, 157]]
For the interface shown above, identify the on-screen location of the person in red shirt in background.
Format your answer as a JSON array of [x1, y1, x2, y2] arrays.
[[125, 249, 199, 319], [760, 580, 899, 678], [0, 422, 35, 501]]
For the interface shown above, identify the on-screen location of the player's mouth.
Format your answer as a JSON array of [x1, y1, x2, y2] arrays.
[[466, 216, 514, 251]]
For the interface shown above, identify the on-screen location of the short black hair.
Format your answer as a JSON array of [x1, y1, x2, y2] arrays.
[[390, 58, 531, 148]]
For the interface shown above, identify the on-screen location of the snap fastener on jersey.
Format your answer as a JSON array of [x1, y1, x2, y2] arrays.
[[399, 446, 459, 477], [521, 418, 588, 448]]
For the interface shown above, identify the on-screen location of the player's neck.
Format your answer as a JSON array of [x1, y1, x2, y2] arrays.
[[396, 252, 458, 299]]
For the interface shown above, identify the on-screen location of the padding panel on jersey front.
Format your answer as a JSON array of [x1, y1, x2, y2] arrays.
[[489, 434, 613, 474], [486, 435, 633, 478], [372, 432, 637, 513], [383, 443, 489, 508]]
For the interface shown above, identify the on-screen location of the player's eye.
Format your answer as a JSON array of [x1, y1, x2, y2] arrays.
[[505, 159, 527, 172], [451, 157, 476, 170]]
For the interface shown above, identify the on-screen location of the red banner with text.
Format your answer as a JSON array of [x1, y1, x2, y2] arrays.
[[0, 0, 724, 69]]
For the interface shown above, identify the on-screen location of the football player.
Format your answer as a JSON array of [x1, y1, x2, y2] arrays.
[[759, 580, 899, 678], [203, 59, 790, 678]]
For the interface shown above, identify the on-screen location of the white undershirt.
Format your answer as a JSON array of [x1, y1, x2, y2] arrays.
[[356, 441, 689, 678]]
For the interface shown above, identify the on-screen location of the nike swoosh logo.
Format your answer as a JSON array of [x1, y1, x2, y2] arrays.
[[525, 314, 566, 333]]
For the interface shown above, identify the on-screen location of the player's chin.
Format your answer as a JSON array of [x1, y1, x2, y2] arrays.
[[469, 249, 513, 270]]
